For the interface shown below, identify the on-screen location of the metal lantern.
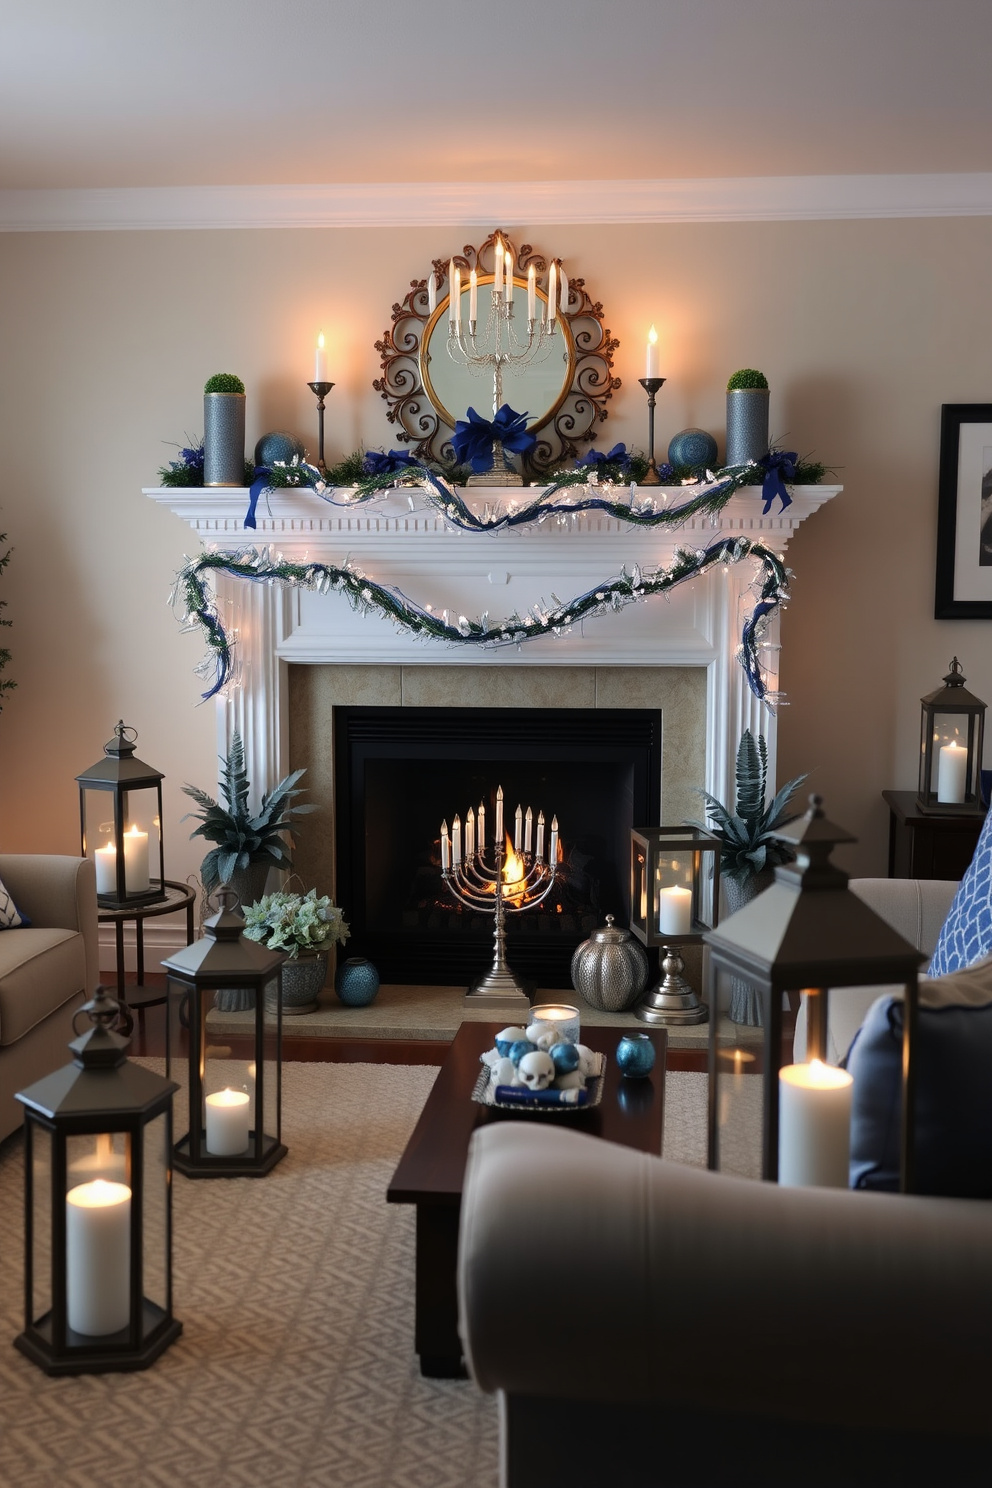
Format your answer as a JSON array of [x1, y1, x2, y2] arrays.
[[162, 887, 287, 1178], [704, 797, 925, 1190], [77, 721, 167, 910], [917, 658, 986, 814], [629, 825, 722, 1025], [14, 986, 182, 1375]]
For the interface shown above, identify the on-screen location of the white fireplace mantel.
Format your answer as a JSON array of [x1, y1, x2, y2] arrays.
[[145, 482, 840, 813]]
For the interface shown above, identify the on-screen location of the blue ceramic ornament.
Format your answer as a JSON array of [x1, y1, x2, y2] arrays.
[[254, 430, 306, 467], [667, 428, 718, 470], [508, 1039, 537, 1066], [334, 957, 380, 1007], [550, 1042, 580, 1075], [616, 1033, 656, 1079]]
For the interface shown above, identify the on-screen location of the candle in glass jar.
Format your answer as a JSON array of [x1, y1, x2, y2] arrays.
[[123, 823, 149, 891], [66, 1179, 131, 1336], [205, 1088, 251, 1157], [778, 1060, 853, 1188], [529, 1003, 581, 1045], [937, 741, 968, 803], [658, 884, 692, 935]]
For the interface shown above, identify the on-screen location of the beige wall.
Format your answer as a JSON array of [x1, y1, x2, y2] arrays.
[[1, 217, 990, 890]]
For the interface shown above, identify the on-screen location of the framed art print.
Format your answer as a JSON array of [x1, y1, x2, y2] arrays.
[[935, 403, 992, 619]]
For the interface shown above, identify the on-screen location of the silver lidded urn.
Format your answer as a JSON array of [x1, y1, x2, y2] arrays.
[[571, 915, 649, 1013]]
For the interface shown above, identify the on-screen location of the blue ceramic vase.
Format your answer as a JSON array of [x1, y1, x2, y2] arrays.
[[616, 1033, 656, 1079], [334, 956, 380, 1007]]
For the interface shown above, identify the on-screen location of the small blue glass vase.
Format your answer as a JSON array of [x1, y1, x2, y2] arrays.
[[616, 1033, 656, 1079], [334, 956, 380, 1007]]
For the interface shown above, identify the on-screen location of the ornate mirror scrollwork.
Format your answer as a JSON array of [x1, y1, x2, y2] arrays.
[[373, 230, 621, 480]]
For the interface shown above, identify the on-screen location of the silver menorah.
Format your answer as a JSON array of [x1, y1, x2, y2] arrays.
[[439, 785, 559, 1012]]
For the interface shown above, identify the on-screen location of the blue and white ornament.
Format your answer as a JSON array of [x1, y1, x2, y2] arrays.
[[668, 428, 719, 471]]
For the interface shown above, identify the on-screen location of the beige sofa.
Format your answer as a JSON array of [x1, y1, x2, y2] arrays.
[[0, 855, 98, 1141]]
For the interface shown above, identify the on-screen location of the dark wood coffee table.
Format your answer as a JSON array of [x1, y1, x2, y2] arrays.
[[387, 1020, 667, 1377]]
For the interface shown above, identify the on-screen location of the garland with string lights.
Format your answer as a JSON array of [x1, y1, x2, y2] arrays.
[[172, 535, 791, 705]]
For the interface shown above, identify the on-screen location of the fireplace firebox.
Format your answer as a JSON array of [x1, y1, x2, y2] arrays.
[[334, 707, 661, 988]]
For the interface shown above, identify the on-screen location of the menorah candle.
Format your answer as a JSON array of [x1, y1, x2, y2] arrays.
[[524, 807, 533, 853], [514, 805, 523, 852], [527, 265, 536, 321], [478, 802, 486, 851], [440, 821, 450, 871], [536, 810, 545, 859], [465, 807, 475, 858], [549, 816, 559, 864], [495, 786, 504, 845], [452, 815, 462, 865]]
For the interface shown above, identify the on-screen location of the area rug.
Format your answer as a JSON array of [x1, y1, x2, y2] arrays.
[[0, 1063, 714, 1488]]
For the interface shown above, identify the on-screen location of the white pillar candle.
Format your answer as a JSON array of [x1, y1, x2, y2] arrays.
[[658, 884, 692, 935], [465, 807, 475, 859], [314, 331, 327, 382], [440, 821, 450, 872], [535, 810, 545, 860], [66, 1179, 131, 1336], [559, 267, 568, 314], [427, 273, 436, 314], [469, 268, 478, 324], [547, 263, 557, 325], [527, 265, 536, 322], [514, 805, 523, 852], [451, 814, 462, 866], [937, 741, 968, 804], [123, 824, 149, 891], [646, 325, 659, 378], [205, 1088, 251, 1157], [778, 1060, 853, 1188], [94, 842, 118, 894], [524, 807, 533, 854]]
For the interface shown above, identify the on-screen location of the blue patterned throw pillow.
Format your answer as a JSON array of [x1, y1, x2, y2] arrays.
[[0, 873, 29, 929], [928, 807, 992, 975]]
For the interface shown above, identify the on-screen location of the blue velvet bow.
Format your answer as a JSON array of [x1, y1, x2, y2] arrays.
[[576, 442, 631, 471], [758, 450, 797, 514], [451, 404, 536, 474], [362, 449, 421, 477]]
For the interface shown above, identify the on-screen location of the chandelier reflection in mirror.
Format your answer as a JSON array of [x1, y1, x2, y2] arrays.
[[374, 230, 620, 480]]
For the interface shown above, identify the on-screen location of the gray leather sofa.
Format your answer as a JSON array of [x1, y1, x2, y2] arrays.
[[0, 855, 98, 1141], [458, 876, 991, 1487]]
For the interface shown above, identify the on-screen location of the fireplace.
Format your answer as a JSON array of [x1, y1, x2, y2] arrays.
[[334, 706, 661, 988]]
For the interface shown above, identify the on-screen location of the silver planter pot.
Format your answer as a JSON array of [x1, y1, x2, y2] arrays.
[[204, 392, 246, 486], [266, 952, 328, 1017], [725, 388, 769, 467]]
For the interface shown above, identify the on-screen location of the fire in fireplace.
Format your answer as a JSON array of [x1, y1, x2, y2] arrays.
[[334, 706, 661, 988]]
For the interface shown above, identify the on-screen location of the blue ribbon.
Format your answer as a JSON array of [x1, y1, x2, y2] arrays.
[[576, 442, 631, 472], [362, 449, 421, 477], [451, 404, 536, 474], [244, 465, 271, 530], [758, 450, 797, 514]]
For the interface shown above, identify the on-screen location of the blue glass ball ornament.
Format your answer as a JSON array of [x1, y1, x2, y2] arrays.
[[508, 1039, 537, 1066], [495, 1027, 529, 1057], [667, 428, 718, 470], [550, 1042, 580, 1075], [616, 1033, 656, 1079], [334, 956, 380, 1007], [254, 430, 306, 467]]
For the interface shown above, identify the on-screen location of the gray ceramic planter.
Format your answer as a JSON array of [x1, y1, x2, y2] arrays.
[[204, 392, 246, 486], [726, 388, 769, 467]]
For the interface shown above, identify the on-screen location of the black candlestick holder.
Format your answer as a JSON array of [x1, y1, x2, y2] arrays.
[[638, 376, 667, 486], [306, 380, 335, 472]]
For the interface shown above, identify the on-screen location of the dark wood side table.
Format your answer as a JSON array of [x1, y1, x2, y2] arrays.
[[387, 1020, 667, 1379], [98, 879, 196, 1036], [883, 790, 986, 881]]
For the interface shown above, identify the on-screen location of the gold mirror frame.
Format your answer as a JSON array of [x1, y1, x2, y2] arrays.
[[374, 230, 621, 480]]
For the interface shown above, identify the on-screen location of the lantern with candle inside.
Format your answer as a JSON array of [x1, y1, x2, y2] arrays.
[[628, 825, 721, 1025], [917, 657, 986, 814], [76, 721, 166, 911], [162, 885, 287, 1178], [703, 796, 925, 1188], [14, 985, 181, 1375]]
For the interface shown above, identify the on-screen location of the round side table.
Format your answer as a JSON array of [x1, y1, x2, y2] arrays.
[[98, 879, 196, 1037]]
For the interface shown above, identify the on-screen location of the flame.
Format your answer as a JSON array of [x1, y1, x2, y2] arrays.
[[648, 324, 658, 346], [501, 835, 532, 907], [317, 331, 325, 350]]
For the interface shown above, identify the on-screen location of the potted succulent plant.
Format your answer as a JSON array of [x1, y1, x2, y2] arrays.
[[203, 372, 246, 487], [687, 730, 807, 1025], [726, 367, 770, 468], [243, 889, 350, 1015]]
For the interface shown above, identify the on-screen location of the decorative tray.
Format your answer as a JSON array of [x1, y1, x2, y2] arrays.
[[472, 1052, 606, 1113]]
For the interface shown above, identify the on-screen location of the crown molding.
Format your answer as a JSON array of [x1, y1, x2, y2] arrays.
[[2, 174, 992, 232]]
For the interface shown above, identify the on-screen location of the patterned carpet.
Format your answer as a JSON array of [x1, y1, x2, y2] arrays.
[[0, 1063, 713, 1488]]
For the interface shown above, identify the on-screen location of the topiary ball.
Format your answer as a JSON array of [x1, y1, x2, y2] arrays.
[[254, 430, 306, 467], [667, 428, 718, 470]]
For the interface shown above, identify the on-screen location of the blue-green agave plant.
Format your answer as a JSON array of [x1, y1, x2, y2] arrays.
[[687, 730, 808, 886]]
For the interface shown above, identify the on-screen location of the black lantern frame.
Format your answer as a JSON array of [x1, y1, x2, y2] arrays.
[[917, 657, 986, 815], [162, 888, 287, 1178], [704, 797, 925, 1191], [15, 987, 182, 1375], [77, 720, 167, 910], [629, 825, 721, 1025]]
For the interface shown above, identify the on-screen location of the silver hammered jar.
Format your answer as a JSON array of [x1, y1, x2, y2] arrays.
[[725, 387, 769, 467], [570, 916, 649, 1013]]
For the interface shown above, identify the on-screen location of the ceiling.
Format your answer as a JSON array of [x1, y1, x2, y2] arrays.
[[3, 0, 992, 190]]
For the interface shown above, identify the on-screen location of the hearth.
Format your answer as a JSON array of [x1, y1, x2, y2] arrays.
[[334, 707, 661, 988]]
